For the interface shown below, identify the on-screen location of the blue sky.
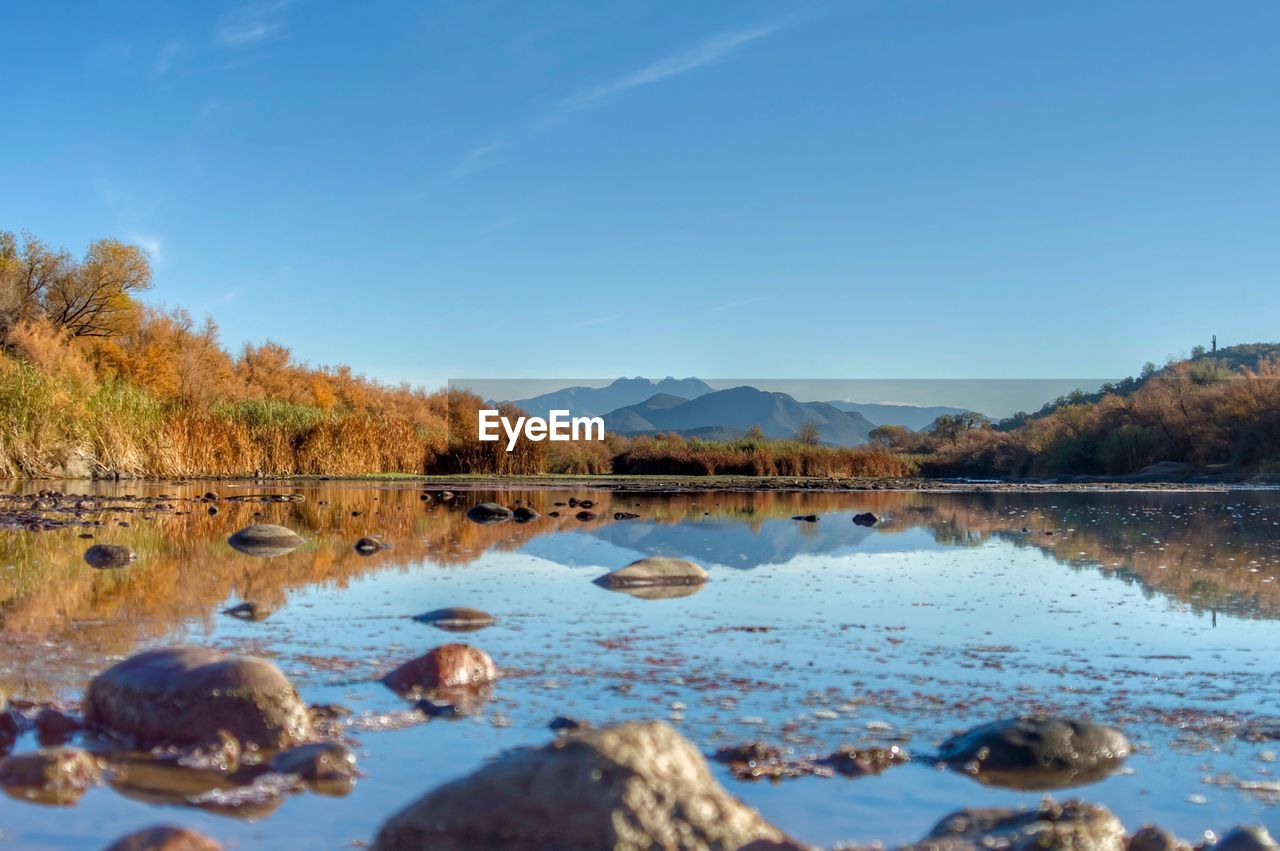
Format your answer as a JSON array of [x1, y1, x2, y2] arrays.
[[1, 1, 1277, 391]]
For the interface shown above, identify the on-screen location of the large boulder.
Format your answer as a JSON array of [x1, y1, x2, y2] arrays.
[[370, 721, 801, 851], [1217, 827, 1280, 851], [897, 799, 1125, 851], [594, 557, 708, 589], [382, 644, 497, 697], [937, 716, 1131, 789], [226, 524, 304, 557], [83, 646, 313, 750]]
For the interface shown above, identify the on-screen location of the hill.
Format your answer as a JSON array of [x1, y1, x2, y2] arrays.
[[604, 386, 877, 446], [825, 400, 971, 431], [508, 377, 712, 418]]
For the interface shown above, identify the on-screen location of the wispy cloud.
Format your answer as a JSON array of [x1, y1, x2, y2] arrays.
[[215, 0, 293, 47], [559, 25, 778, 113], [446, 23, 782, 181], [128, 232, 164, 264]]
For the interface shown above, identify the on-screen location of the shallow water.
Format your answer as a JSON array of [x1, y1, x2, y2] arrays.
[[2, 482, 1279, 848]]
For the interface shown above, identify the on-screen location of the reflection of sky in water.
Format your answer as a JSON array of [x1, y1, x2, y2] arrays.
[[1, 488, 1278, 848]]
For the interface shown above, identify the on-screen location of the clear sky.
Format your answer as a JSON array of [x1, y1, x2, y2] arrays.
[[2, 1, 1276, 391]]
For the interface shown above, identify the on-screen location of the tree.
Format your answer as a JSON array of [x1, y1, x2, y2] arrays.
[[0, 231, 73, 338], [796, 420, 821, 445], [42, 239, 152, 337], [931, 412, 991, 445], [869, 424, 910, 448]]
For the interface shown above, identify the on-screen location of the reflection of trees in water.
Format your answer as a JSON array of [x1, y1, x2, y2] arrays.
[[1, 483, 1277, 696]]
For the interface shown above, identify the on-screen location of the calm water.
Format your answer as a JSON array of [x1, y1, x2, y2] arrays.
[[2, 482, 1280, 849]]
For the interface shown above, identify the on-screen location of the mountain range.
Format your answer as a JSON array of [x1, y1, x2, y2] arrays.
[[506, 377, 975, 446]]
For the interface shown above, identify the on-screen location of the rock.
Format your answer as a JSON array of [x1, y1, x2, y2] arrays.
[[0, 747, 101, 804], [227, 524, 304, 557], [898, 799, 1125, 850], [84, 544, 136, 569], [202, 492, 219, 501], [594, 557, 708, 590], [578, 499, 595, 509], [206, 506, 219, 516], [548, 716, 589, 732], [512, 506, 539, 522], [382, 644, 498, 697], [436, 491, 454, 501], [614, 511, 641, 520], [937, 717, 1131, 790], [222, 601, 275, 621], [548, 511, 560, 517], [101, 826, 224, 851], [369, 721, 799, 851], [575, 510, 597, 521], [466, 502, 513, 524], [35, 707, 82, 742], [792, 514, 819, 522], [83, 646, 313, 750], [852, 512, 880, 526], [1217, 827, 1280, 851], [0, 706, 16, 755], [567, 497, 578, 507], [1127, 825, 1191, 851], [411, 607, 497, 632], [354, 536, 385, 555], [269, 741, 358, 784]]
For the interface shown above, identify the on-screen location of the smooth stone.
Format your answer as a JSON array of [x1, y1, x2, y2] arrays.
[[791, 514, 818, 522], [575, 510, 597, 521], [594, 557, 708, 589], [369, 721, 800, 851], [1127, 826, 1191, 851], [35, 707, 82, 742], [227, 524, 304, 557], [937, 717, 1131, 790], [354, 537, 385, 555], [466, 503, 513, 524], [411, 607, 497, 632], [84, 544, 136, 569], [101, 826, 224, 851], [83, 646, 313, 750], [1218, 827, 1280, 851], [852, 511, 881, 526], [512, 506, 539, 522], [898, 799, 1125, 850], [268, 741, 358, 783], [382, 644, 497, 697]]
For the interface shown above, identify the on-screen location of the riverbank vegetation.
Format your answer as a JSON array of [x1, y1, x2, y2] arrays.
[[3, 230, 1278, 479]]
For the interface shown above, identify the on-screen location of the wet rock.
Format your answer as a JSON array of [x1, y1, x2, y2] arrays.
[[206, 506, 219, 516], [83, 645, 313, 750], [227, 524, 304, 557], [898, 799, 1125, 851], [101, 826, 224, 851], [0, 747, 101, 804], [567, 497, 579, 507], [35, 707, 82, 743], [436, 491, 454, 501], [354, 536, 385, 555], [578, 499, 595, 509], [512, 506, 539, 522], [594, 556, 708, 590], [714, 742, 908, 781], [1217, 827, 1280, 851], [269, 741, 358, 784], [419, 493, 432, 501], [369, 721, 798, 851], [466, 503, 513, 524], [222, 601, 275, 622], [575, 510, 597, 521], [548, 716, 589, 732], [0, 705, 16, 755], [202, 492, 220, 501], [547, 510, 560, 517], [1127, 825, 1191, 851], [411, 607, 497, 632], [937, 716, 1131, 790], [852, 512, 880, 526], [84, 543, 136, 569], [792, 514, 819, 522], [382, 644, 498, 697], [614, 511, 641, 520]]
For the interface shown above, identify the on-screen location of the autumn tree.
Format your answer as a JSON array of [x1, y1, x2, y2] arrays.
[[796, 420, 821, 445], [42, 238, 152, 337]]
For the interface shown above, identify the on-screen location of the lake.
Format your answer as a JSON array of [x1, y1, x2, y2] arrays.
[[1, 482, 1278, 849]]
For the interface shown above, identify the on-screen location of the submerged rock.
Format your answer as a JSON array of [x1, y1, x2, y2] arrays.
[[84, 544, 136, 569], [354, 536, 385, 555], [852, 512, 881, 526], [466, 502, 513, 524], [594, 557, 708, 590], [575, 510, 597, 521], [269, 741, 358, 785], [222, 601, 275, 622], [792, 514, 819, 522], [411, 607, 497, 632], [1126, 825, 1191, 851], [83, 646, 313, 750], [382, 644, 497, 697], [34, 707, 82, 743], [937, 716, 1131, 790], [102, 826, 224, 851], [0, 747, 100, 804], [898, 799, 1125, 851], [1217, 826, 1280, 851], [227, 524, 304, 557], [369, 720, 800, 851], [512, 506, 539, 522]]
